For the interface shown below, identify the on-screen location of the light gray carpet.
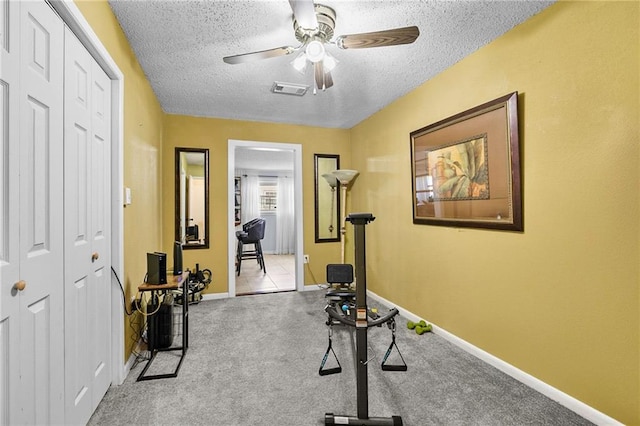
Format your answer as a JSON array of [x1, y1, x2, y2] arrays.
[[89, 290, 592, 425]]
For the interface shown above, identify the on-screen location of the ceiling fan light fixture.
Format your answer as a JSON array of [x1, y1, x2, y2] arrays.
[[305, 40, 325, 63], [323, 52, 338, 72], [291, 52, 308, 73]]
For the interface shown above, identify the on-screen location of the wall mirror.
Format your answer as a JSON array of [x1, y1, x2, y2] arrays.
[[175, 148, 209, 249], [314, 154, 341, 243]]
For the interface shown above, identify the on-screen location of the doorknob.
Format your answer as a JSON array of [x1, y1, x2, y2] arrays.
[[14, 280, 26, 291], [91, 252, 99, 262]]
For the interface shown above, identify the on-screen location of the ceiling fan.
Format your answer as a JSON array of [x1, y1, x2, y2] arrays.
[[223, 0, 420, 92]]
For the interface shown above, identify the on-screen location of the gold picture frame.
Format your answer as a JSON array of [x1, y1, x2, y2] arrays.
[[410, 92, 522, 231]]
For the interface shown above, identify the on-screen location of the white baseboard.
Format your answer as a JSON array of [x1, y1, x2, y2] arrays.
[[367, 290, 622, 426], [123, 337, 146, 380], [201, 292, 230, 301], [123, 352, 135, 379], [303, 284, 327, 292]]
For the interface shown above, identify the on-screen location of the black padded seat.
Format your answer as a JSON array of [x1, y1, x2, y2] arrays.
[[325, 264, 355, 300]]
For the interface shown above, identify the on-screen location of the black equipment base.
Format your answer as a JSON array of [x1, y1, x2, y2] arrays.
[[325, 413, 403, 425]]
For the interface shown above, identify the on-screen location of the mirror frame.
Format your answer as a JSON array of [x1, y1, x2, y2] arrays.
[[175, 147, 210, 249], [314, 154, 341, 243]]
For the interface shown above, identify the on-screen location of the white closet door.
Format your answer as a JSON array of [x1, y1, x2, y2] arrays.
[[0, 0, 21, 424], [63, 26, 93, 424], [63, 27, 112, 425], [89, 51, 112, 412], [18, 1, 65, 425]]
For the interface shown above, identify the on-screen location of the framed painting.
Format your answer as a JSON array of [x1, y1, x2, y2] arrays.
[[410, 92, 522, 231]]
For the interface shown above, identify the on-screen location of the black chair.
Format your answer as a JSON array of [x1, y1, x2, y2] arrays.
[[235, 218, 267, 276], [185, 224, 199, 242]]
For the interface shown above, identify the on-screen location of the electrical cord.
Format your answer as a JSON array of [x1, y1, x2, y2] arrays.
[[111, 265, 164, 317], [132, 297, 162, 317], [111, 266, 134, 316], [305, 261, 330, 290], [111, 266, 152, 361]]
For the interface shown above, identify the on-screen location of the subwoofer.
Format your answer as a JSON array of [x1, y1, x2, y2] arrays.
[[147, 302, 173, 350]]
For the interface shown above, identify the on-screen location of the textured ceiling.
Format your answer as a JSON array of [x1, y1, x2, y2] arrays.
[[108, 0, 553, 129]]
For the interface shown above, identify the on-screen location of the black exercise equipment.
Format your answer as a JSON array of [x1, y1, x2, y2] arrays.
[[319, 324, 342, 376], [322, 213, 406, 426], [325, 263, 356, 322], [381, 320, 407, 372], [320, 264, 354, 376]]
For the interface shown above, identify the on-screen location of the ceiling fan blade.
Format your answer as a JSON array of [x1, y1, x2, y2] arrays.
[[313, 62, 333, 90], [288, 0, 318, 30], [324, 69, 333, 89], [223, 46, 295, 64], [314, 61, 324, 90], [336, 26, 420, 50]]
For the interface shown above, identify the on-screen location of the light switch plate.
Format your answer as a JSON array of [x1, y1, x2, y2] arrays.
[[125, 187, 132, 205]]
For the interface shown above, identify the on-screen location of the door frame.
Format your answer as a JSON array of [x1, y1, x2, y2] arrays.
[[50, 0, 126, 384], [227, 140, 304, 296]]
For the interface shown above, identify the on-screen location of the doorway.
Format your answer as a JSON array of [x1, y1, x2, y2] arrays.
[[227, 140, 304, 297]]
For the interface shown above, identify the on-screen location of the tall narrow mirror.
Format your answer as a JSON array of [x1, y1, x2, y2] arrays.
[[175, 148, 209, 249], [314, 154, 341, 243]]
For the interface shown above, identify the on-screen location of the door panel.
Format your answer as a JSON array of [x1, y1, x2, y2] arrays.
[[64, 275, 91, 422], [0, 0, 19, 423], [22, 296, 53, 424], [18, 2, 64, 424], [64, 27, 112, 424], [64, 26, 93, 425], [90, 55, 112, 411]]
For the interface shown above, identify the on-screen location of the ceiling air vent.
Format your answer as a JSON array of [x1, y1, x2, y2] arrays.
[[271, 81, 309, 96]]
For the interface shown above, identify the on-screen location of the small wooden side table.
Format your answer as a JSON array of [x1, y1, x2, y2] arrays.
[[137, 271, 189, 381]]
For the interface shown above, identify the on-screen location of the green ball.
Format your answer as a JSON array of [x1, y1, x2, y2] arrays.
[[418, 320, 427, 328], [407, 321, 416, 330]]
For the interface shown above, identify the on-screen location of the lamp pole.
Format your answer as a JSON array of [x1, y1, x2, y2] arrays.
[[331, 170, 359, 264], [339, 182, 348, 263]]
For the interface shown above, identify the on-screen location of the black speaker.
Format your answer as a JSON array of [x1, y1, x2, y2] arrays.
[[173, 241, 183, 276], [147, 252, 167, 285], [147, 302, 173, 350], [327, 264, 354, 285]]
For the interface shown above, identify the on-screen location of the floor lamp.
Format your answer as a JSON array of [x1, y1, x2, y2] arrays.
[[331, 169, 359, 264]]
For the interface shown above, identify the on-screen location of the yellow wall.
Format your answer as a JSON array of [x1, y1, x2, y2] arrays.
[[77, 0, 638, 422], [74, 1, 165, 359], [162, 115, 351, 293], [350, 2, 639, 424]]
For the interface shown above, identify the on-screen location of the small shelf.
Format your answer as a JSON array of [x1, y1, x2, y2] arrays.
[[234, 177, 241, 226]]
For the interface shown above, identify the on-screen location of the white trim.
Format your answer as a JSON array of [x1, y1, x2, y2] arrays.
[[50, 0, 126, 385], [227, 140, 304, 297], [303, 285, 327, 292], [124, 352, 138, 376], [201, 292, 230, 301], [123, 338, 145, 375], [367, 290, 623, 426]]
